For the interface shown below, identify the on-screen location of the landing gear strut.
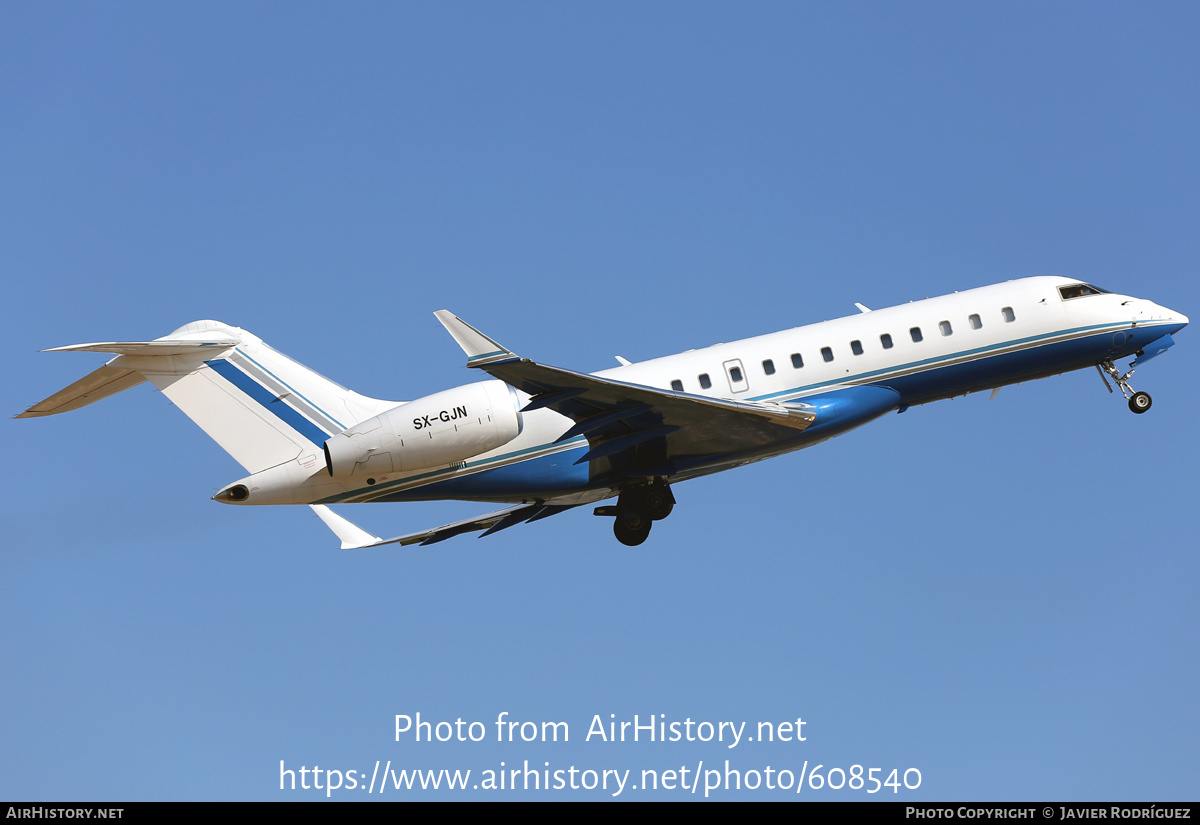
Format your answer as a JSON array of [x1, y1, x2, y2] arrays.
[[597, 483, 676, 546], [1097, 361, 1152, 414]]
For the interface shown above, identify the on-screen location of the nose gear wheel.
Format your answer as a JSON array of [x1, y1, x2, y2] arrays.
[[1097, 361, 1152, 414]]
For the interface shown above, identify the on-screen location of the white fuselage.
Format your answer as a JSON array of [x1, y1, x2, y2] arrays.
[[232, 276, 1186, 507]]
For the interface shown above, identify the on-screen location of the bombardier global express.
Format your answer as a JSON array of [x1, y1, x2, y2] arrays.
[[19, 277, 1187, 546]]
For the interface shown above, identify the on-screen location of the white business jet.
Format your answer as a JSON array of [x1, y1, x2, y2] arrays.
[[19, 276, 1187, 547]]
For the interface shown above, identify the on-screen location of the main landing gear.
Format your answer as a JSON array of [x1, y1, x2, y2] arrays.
[[1097, 361, 1153, 414], [595, 483, 676, 546]]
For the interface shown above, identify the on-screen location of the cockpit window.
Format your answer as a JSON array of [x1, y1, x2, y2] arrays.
[[1059, 283, 1111, 300]]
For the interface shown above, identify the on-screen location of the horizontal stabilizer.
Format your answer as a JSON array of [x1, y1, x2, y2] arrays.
[[17, 364, 146, 418], [44, 338, 239, 356], [19, 337, 240, 419], [21, 321, 401, 474]]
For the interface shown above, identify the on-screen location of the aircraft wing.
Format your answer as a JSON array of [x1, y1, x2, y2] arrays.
[[310, 501, 578, 549], [434, 311, 815, 474]]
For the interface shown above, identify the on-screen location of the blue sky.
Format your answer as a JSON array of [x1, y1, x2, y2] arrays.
[[2, 2, 1197, 800]]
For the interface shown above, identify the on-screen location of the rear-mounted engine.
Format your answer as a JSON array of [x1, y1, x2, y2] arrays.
[[323, 380, 522, 477]]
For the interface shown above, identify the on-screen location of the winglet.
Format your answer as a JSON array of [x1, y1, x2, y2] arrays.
[[433, 310, 519, 367], [310, 504, 383, 549]]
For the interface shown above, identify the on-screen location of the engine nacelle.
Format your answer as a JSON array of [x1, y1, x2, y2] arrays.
[[323, 380, 522, 478]]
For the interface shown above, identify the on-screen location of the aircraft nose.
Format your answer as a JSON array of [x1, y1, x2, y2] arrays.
[[1141, 300, 1188, 333]]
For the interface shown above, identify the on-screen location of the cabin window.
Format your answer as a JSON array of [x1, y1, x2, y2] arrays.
[[762, 359, 775, 375], [910, 327, 923, 343], [791, 353, 804, 369], [969, 314, 982, 330], [821, 346, 834, 362], [1002, 306, 1016, 323], [729, 366, 743, 383], [850, 339, 863, 355], [939, 320, 953, 336], [670, 379, 683, 392], [699, 373, 712, 389], [880, 333, 893, 349]]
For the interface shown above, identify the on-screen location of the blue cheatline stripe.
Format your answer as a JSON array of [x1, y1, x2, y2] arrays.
[[205, 359, 332, 448], [234, 347, 346, 431], [747, 320, 1152, 403], [467, 350, 508, 362], [468, 352, 519, 366]]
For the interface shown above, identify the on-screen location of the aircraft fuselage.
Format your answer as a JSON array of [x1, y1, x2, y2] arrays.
[[306, 276, 1186, 507], [23, 275, 1187, 547]]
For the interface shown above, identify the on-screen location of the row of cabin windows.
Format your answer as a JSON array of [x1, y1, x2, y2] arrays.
[[669, 306, 1017, 392]]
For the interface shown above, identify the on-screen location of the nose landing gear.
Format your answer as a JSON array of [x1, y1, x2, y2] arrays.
[[1097, 361, 1153, 414], [595, 483, 677, 546]]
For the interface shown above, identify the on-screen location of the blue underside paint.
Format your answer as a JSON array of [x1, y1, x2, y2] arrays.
[[377, 387, 902, 501], [802, 385, 902, 438], [1131, 334, 1174, 368], [873, 326, 1165, 404], [371, 446, 592, 501]]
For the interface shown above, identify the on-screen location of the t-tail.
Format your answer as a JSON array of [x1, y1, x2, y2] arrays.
[[18, 320, 402, 476]]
